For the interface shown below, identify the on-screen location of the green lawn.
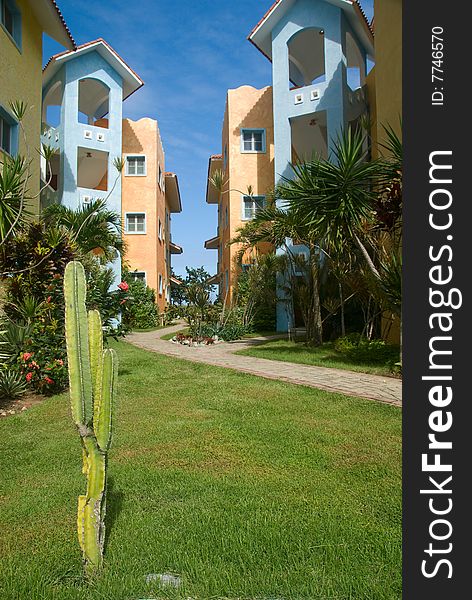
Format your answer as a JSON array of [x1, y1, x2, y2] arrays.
[[0, 340, 401, 599], [161, 328, 189, 340], [237, 339, 401, 377]]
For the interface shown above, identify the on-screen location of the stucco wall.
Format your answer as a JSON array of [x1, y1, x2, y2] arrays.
[[373, 0, 402, 143], [0, 0, 42, 210], [122, 117, 168, 312], [218, 85, 275, 302]]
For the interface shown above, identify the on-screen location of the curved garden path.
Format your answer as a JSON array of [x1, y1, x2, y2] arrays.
[[127, 323, 402, 407]]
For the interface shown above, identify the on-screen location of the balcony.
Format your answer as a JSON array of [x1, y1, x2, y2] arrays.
[[169, 241, 183, 255], [204, 234, 220, 250]]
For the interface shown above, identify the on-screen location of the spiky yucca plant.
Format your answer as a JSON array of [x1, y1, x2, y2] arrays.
[[63, 261, 118, 576]]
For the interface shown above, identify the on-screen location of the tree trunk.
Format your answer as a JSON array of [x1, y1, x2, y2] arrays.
[[339, 282, 345, 337], [353, 233, 381, 281], [306, 251, 322, 346]]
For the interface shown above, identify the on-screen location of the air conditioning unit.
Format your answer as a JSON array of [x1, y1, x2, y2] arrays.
[[84, 130, 92, 140], [294, 93, 304, 105], [82, 195, 92, 204], [97, 132, 105, 142], [310, 89, 320, 101]]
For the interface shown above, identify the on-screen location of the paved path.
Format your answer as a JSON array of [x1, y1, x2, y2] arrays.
[[127, 324, 402, 407]]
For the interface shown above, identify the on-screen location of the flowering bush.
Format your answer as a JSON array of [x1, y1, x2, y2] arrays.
[[17, 349, 68, 395]]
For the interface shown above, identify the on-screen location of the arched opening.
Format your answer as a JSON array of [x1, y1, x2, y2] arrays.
[[288, 28, 326, 90], [290, 110, 328, 164], [346, 32, 366, 91], [77, 147, 109, 191], [78, 78, 110, 129], [42, 81, 63, 129]]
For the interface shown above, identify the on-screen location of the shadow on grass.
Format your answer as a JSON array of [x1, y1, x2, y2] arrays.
[[104, 476, 124, 553]]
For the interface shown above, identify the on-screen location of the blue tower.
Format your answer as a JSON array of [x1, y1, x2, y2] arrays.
[[40, 38, 143, 283], [249, 0, 374, 330]]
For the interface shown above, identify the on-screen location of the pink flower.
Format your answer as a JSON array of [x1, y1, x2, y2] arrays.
[[25, 372, 33, 382], [29, 361, 39, 369], [46, 296, 52, 303], [55, 359, 64, 366], [120, 299, 126, 305], [22, 352, 33, 361], [44, 377, 54, 385], [118, 281, 129, 292]]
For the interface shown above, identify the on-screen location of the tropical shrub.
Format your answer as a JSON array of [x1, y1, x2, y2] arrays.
[[121, 274, 160, 329], [334, 334, 397, 364]]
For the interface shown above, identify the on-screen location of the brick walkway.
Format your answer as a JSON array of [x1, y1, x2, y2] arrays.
[[127, 324, 402, 407]]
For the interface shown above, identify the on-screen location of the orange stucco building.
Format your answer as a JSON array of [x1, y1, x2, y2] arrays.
[[205, 85, 275, 302], [122, 117, 182, 312]]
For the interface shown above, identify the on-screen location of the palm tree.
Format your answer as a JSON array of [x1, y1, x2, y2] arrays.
[[231, 204, 325, 346], [42, 198, 124, 262], [277, 127, 383, 282]]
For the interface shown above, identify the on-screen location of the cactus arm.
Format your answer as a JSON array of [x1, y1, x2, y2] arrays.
[[94, 349, 117, 452], [88, 310, 103, 403], [64, 262, 93, 427]]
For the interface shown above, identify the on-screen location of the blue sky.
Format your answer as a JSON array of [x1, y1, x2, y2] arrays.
[[44, 0, 374, 278]]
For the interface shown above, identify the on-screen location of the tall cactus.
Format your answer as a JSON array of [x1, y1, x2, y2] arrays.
[[64, 261, 118, 575]]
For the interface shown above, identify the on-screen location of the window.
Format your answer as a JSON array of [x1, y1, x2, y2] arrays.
[[158, 164, 164, 189], [0, 114, 12, 154], [129, 271, 146, 283], [242, 195, 266, 220], [158, 218, 163, 241], [0, 106, 18, 155], [1, 0, 21, 49], [223, 144, 228, 170], [125, 213, 146, 234], [225, 206, 228, 228], [225, 270, 229, 292], [126, 155, 146, 176], [158, 274, 163, 296], [241, 129, 266, 153]]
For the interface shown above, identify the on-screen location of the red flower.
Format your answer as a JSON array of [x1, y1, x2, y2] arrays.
[[22, 352, 33, 361], [25, 372, 33, 382], [118, 281, 129, 292], [45, 377, 54, 385], [46, 296, 52, 303]]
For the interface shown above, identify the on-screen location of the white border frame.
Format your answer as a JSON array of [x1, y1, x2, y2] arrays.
[[125, 211, 147, 234], [124, 154, 147, 177]]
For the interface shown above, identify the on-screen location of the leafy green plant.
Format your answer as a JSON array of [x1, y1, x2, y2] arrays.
[[0, 368, 26, 400], [64, 261, 118, 576]]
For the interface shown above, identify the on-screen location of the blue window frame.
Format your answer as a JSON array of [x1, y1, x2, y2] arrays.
[[1, 0, 22, 50], [0, 105, 18, 155], [241, 128, 266, 153], [223, 144, 228, 170], [242, 195, 266, 220]]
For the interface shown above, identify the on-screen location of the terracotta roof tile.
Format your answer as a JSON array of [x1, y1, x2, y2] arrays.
[[50, 0, 76, 49]]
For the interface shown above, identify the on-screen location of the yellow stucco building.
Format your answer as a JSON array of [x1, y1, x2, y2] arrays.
[[122, 117, 182, 312], [205, 85, 275, 302], [369, 0, 402, 150], [0, 0, 75, 210]]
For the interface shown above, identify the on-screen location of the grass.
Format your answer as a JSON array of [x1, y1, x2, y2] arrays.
[[161, 328, 189, 340], [236, 339, 401, 377], [0, 340, 402, 599], [133, 324, 170, 333]]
